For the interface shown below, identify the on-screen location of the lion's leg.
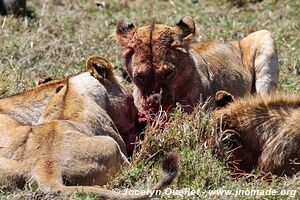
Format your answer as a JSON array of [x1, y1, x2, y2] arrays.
[[239, 30, 279, 95], [35, 179, 130, 199], [33, 164, 121, 198], [31, 128, 129, 187], [31, 134, 130, 199], [61, 134, 129, 186], [33, 150, 178, 200], [32, 153, 129, 199]]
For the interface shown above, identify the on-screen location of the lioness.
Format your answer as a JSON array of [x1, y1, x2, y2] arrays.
[[115, 16, 279, 113], [0, 56, 178, 198], [213, 92, 300, 176], [0, 56, 141, 155]]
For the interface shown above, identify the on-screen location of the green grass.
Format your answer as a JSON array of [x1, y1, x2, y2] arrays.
[[0, 0, 299, 199]]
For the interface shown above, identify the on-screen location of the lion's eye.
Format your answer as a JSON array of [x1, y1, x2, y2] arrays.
[[134, 75, 144, 84], [170, 38, 187, 53]]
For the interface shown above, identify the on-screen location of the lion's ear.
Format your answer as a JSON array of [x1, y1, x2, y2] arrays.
[[115, 20, 136, 46], [175, 16, 196, 41], [223, 129, 243, 149], [86, 55, 114, 80], [215, 90, 235, 108]]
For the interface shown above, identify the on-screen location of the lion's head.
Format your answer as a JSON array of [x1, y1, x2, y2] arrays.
[[86, 55, 142, 154], [115, 16, 198, 113]]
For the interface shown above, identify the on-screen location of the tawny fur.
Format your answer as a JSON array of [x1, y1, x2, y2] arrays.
[[0, 56, 178, 199], [115, 16, 279, 113], [214, 93, 300, 176]]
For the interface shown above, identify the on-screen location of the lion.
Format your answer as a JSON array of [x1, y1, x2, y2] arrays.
[[213, 92, 300, 176], [0, 56, 141, 155], [0, 56, 178, 198], [115, 16, 279, 113]]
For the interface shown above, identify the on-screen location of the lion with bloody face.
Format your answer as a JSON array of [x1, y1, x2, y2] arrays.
[[115, 16, 279, 113]]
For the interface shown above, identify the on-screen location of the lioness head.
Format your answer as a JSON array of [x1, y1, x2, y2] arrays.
[[213, 91, 255, 174], [115, 16, 197, 112], [86, 55, 142, 154]]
